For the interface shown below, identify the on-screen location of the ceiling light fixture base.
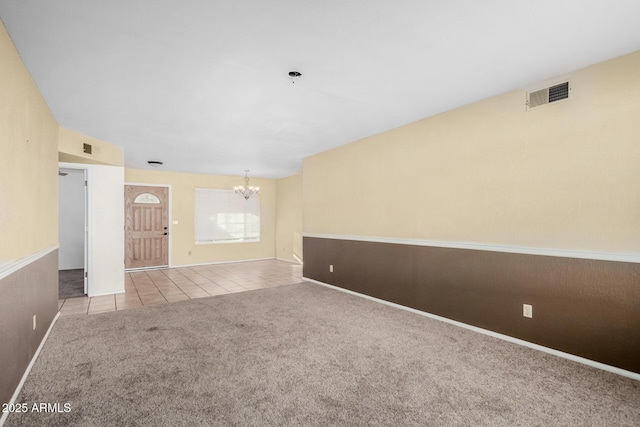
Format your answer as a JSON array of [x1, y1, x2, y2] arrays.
[[288, 70, 302, 83]]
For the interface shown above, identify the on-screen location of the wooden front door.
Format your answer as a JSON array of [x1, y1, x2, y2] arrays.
[[125, 185, 169, 269]]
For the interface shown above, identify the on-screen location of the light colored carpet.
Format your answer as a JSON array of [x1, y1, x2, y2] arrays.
[[7, 282, 640, 426]]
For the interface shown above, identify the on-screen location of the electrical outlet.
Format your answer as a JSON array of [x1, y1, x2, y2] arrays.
[[523, 304, 533, 318], [33, 315, 37, 330], [329, 264, 334, 273]]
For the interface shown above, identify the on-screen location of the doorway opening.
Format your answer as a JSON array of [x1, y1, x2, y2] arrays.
[[58, 167, 88, 298]]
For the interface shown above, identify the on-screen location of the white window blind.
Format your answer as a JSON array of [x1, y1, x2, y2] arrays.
[[194, 189, 260, 243]]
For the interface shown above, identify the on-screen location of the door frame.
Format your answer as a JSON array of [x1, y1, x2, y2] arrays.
[[58, 162, 89, 295], [124, 182, 173, 270]]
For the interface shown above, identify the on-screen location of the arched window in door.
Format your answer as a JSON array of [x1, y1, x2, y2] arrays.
[[134, 193, 160, 204]]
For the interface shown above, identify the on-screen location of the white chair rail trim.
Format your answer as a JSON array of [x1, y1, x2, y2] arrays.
[[0, 244, 60, 282], [302, 233, 640, 264]]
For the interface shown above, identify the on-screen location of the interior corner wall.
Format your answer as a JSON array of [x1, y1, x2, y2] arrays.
[[124, 168, 277, 266], [276, 173, 303, 263], [302, 51, 640, 374], [0, 20, 59, 406]]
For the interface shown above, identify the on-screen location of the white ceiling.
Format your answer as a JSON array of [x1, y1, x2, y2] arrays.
[[2, 1, 640, 178]]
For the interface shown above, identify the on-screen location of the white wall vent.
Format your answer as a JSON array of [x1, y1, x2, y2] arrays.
[[527, 81, 570, 109]]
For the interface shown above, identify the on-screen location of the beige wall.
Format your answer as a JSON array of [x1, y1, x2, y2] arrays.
[[125, 168, 276, 266], [0, 21, 59, 264], [276, 173, 303, 262], [303, 51, 640, 254], [58, 126, 124, 166]]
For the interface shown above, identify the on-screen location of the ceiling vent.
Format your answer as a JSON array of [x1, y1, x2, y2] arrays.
[[527, 81, 570, 109]]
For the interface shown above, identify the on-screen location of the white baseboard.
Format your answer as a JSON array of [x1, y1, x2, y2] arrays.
[[88, 290, 125, 298], [171, 257, 276, 268], [125, 265, 169, 273], [275, 257, 302, 265], [302, 277, 640, 382], [0, 312, 60, 427], [127, 258, 297, 271]]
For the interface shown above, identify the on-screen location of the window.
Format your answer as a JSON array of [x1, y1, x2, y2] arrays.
[[134, 193, 161, 204], [194, 189, 260, 244]]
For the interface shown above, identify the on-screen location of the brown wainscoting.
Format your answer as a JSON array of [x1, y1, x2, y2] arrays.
[[0, 250, 59, 405], [303, 237, 640, 374]]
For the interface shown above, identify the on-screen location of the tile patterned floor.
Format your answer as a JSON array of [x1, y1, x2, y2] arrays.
[[58, 260, 303, 317]]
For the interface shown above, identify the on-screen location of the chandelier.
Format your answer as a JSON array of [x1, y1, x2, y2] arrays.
[[234, 170, 260, 200]]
